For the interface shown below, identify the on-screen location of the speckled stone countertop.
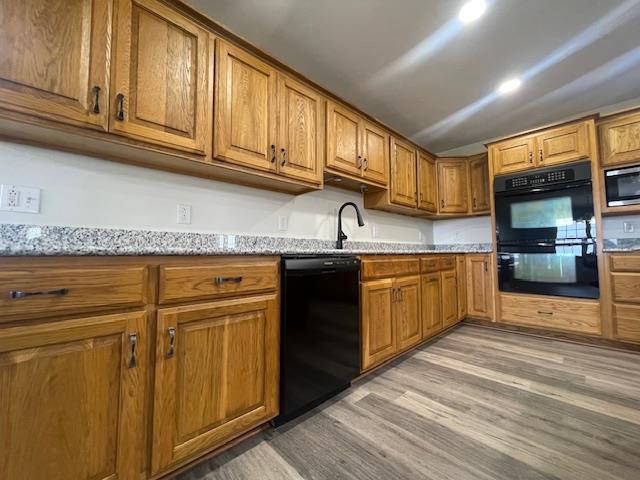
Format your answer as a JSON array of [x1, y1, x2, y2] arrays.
[[0, 224, 492, 256], [602, 238, 640, 252]]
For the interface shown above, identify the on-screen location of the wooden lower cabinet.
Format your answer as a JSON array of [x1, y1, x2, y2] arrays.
[[151, 294, 279, 475], [395, 276, 422, 351], [456, 255, 467, 320], [466, 254, 494, 320], [607, 253, 640, 343], [441, 270, 458, 328], [421, 272, 442, 338], [361, 279, 396, 371], [0, 311, 147, 480]]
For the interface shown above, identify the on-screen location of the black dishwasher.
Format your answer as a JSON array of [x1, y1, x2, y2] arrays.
[[273, 255, 360, 426]]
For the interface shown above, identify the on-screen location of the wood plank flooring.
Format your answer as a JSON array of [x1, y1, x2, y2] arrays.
[[178, 325, 640, 480]]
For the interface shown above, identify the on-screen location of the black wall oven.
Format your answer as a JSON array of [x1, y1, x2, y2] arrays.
[[494, 161, 599, 299]]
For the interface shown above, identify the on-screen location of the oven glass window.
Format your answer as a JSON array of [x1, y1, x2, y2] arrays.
[[511, 196, 573, 229], [618, 176, 640, 197], [513, 252, 577, 284]]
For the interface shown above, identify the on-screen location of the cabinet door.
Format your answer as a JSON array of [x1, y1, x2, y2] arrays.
[[599, 113, 640, 166], [441, 270, 459, 328], [456, 255, 467, 320], [469, 154, 490, 213], [151, 295, 279, 475], [111, 0, 211, 153], [490, 136, 535, 174], [421, 273, 442, 339], [395, 276, 422, 351], [536, 122, 590, 167], [215, 39, 278, 170], [362, 121, 389, 185], [0, 0, 112, 130], [438, 159, 469, 214], [0, 311, 147, 480], [326, 101, 363, 177], [361, 279, 395, 370], [467, 255, 494, 319], [390, 137, 418, 207], [277, 74, 323, 184], [418, 151, 438, 213]]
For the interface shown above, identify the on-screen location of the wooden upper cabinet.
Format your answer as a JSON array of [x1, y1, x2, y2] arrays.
[[599, 111, 640, 166], [418, 151, 438, 213], [277, 74, 323, 184], [469, 154, 490, 213], [111, 0, 211, 153], [0, 311, 147, 480], [437, 159, 468, 214], [390, 137, 418, 207], [395, 276, 422, 351], [151, 294, 279, 475], [215, 39, 277, 171], [361, 279, 396, 371], [0, 0, 112, 130], [491, 136, 535, 175], [466, 254, 494, 320], [362, 121, 389, 185], [326, 101, 363, 177], [536, 122, 589, 167]]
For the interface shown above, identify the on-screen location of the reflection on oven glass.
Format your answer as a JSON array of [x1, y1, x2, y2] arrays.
[[511, 197, 573, 229], [618, 176, 640, 197], [513, 252, 577, 284]]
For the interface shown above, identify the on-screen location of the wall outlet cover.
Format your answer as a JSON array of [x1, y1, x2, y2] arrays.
[[278, 215, 289, 231], [372, 224, 379, 238], [623, 221, 635, 233], [177, 204, 192, 224], [0, 184, 41, 213]]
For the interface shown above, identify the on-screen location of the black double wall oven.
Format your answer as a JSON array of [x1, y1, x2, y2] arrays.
[[494, 160, 599, 299]]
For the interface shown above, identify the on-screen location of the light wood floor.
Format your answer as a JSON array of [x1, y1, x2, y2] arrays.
[[178, 325, 640, 480]]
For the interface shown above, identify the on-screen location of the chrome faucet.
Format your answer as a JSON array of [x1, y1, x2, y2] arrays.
[[336, 202, 365, 249]]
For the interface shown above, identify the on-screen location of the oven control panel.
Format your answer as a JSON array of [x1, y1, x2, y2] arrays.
[[507, 169, 574, 189]]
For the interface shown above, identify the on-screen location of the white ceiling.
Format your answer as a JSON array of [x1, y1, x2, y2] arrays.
[[188, 0, 640, 153]]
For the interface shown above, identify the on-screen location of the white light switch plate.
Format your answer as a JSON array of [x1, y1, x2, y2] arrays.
[[177, 204, 192, 224], [278, 215, 289, 231], [0, 184, 41, 213]]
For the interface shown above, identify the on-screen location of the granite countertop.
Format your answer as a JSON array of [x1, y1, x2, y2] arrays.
[[0, 224, 492, 257], [602, 238, 640, 253]]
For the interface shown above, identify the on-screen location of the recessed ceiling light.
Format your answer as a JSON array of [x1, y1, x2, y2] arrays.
[[458, 0, 487, 24], [497, 78, 522, 95]]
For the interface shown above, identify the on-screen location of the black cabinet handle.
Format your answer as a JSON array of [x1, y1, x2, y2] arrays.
[[281, 148, 287, 166], [363, 158, 368, 171], [528, 151, 533, 163], [167, 327, 176, 358], [271, 145, 276, 163], [92, 86, 101, 114], [357, 155, 362, 168], [116, 93, 125, 121], [9, 288, 69, 300], [128, 332, 138, 369]]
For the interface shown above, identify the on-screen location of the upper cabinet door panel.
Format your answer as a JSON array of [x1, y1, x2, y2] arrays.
[[362, 122, 389, 186], [536, 122, 589, 167], [438, 159, 468, 214], [215, 39, 277, 171], [390, 137, 417, 207], [111, 0, 211, 153], [278, 74, 323, 184], [491, 136, 534, 175], [418, 151, 437, 213], [326, 101, 362, 177], [469, 154, 490, 213], [0, 0, 112, 129], [599, 112, 640, 166]]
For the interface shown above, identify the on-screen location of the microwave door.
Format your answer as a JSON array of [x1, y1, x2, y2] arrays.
[[606, 167, 640, 207]]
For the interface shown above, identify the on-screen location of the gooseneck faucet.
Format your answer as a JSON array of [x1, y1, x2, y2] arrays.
[[336, 202, 365, 249]]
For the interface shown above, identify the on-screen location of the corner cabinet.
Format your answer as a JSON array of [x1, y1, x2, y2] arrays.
[[418, 151, 438, 213], [111, 0, 212, 153], [0, 0, 113, 130], [0, 311, 148, 480], [437, 158, 469, 214], [151, 294, 279, 475], [466, 254, 495, 320], [469, 154, 490, 213]]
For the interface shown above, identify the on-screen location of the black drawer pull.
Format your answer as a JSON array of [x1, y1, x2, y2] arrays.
[[214, 276, 243, 285], [537, 310, 554, 315], [9, 288, 69, 300]]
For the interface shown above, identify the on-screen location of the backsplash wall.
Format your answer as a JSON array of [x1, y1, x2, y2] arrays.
[[0, 141, 434, 244]]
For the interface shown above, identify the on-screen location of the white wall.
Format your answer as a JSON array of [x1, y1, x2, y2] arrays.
[[0, 141, 434, 244], [602, 215, 640, 239], [432, 216, 493, 244]]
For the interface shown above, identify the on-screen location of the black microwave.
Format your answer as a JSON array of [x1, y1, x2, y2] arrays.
[[605, 165, 640, 207]]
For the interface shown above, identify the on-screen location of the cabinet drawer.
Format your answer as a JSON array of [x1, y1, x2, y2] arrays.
[[611, 273, 640, 303], [609, 255, 640, 272], [159, 261, 278, 303], [361, 256, 420, 280], [613, 304, 640, 343], [0, 266, 148, 321], [420, 257, 441, 273], [440, 256, 455, 270], [499, 294, 601, 334]]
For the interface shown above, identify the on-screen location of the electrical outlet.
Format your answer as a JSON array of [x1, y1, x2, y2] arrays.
[[418, 231, 424, 242], [372, 224, 379, 238], [0, 184, 40, 213], [623, 221, 635, 233], [177, 204, 192, 224], [278, 215, 289, 231]]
